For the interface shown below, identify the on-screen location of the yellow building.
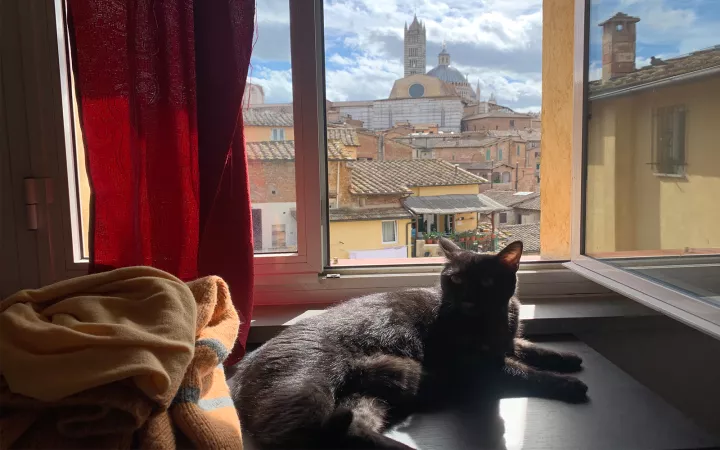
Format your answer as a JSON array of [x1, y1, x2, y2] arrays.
[[585, 31, 720, 255], [329, 159, 504, 260], [243, 109, 295, 142]]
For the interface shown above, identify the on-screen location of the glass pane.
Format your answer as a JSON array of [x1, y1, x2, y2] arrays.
[[584, 1, 720, 302], [323, 1, 544, 266], [246, 0, 297, 254]]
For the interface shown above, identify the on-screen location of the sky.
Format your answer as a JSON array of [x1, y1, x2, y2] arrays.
[[248, 0, 720, 113], [588, 0, 720, 81]]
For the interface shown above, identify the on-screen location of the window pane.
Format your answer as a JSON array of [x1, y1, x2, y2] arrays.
[[323, 1, 544, 265], [584, 1, 720, 303], [382, 221, 397, 243], [246, 0, 297, 254]]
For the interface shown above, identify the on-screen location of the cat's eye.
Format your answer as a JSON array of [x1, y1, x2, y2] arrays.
[[450, 275, 462, 284]]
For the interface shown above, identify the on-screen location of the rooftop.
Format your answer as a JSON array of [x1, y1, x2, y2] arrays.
[[403, 194, 509, 215], [349, 159, 487, 195], [246, 140, 354, 161], [483, 189, 541, 208], [326, 127, 360, 146], [463, 111, 533, 121], [329, 207, 412, 222], [487, 129, 541, 142], [590, 46, 720, 98], [242, 109, 293, 127], [499, 223, 540, 253]]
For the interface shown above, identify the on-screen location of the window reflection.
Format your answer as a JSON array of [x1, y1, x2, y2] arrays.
[[584, 1, 720, 301]]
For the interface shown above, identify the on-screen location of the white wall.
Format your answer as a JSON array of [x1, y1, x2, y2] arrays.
[[253, 202, 297, 252]]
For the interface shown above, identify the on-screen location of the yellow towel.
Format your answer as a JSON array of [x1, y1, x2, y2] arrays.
[[0, 266, 197, 448]]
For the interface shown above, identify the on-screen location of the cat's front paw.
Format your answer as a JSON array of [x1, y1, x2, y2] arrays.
[[554, 376, 589, 403], [555, 352, 583, 373]]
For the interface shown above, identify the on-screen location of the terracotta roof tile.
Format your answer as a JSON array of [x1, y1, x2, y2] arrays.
[[499, 223, 540, 253], [590, 46, 720, 98], [327, 127, 360, 146], [242, 109, 293, 127], [247, 140, 353, 161], [329, 207, 412, 221], [482, 190, 541, 208], [349, 159, 487, 195]]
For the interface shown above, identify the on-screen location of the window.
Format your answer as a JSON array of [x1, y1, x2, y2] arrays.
[[271, 128, 286, 141], [408, 83, 425, 98], [516, 144, 521, 156], [499, 213, 508, 224], [510, 119, 515, 128], [8, 0, 576, 304], [570, 0, 720, 335], [652, 105, 686, 176], [502, 172, 511, 183], [498, 148, 503, 161], [381, 221, 397, 244]]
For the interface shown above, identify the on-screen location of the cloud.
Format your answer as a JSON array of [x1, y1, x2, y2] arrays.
[[250, 0, 720, 112]]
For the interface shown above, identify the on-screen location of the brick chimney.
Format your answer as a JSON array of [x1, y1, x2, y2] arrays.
[[599, 12, 640, 82]]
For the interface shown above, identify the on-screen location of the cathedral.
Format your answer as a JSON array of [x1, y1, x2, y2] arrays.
[[403, 15, 478, 102]]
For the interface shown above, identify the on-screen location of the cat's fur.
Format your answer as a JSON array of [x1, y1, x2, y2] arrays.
[[230, 239, 588, 449]]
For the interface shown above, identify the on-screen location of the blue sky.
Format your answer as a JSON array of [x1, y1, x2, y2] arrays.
[[588, 0, 720, 80], [249, 0, 719, 112]]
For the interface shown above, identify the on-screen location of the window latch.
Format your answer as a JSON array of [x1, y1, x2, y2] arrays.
[[23, 178, 52, 231]]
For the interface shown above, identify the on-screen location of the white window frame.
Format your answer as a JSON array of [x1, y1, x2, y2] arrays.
[[271, 128, 286, 141], [5, 0, 609, 308], [565, 0, 720, 339], [381, 220, 398, 244]]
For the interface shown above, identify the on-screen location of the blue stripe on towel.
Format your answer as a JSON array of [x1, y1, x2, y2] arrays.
[[198, 396, 235, 411], [196, 338, 229, 363]]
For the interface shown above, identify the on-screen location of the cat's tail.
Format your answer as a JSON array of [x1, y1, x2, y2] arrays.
[[323, 396, 414, 450]]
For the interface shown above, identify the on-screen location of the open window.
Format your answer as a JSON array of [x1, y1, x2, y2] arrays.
[[567, 0, 720, 338], [4, 0, 607, 304]]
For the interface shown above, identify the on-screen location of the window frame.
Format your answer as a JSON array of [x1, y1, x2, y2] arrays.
[[7, 0, 611, 307], [565, 0, 720, 340], [651, 104, 687, 177], [381, 220, 398, 244], [271, 128, 286, 141]]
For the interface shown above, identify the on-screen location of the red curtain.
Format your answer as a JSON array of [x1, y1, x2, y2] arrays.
[[194, 0, 256, 365], [69, 0, 255, 364]]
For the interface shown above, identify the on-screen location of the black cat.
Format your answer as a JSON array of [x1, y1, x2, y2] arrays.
[[230, 239, 588, 449]]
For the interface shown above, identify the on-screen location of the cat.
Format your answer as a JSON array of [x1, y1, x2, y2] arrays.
[[229, 238, 588, 449]]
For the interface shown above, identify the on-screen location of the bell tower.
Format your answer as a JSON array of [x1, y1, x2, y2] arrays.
[[404, 15, 426, 77]]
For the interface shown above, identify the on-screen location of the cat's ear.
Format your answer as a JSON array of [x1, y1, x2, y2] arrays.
[[439, 237, 461, 259], [497, 241, 523, 272]]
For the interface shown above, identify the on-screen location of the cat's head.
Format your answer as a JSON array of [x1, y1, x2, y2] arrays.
[[438, 237, 523, 313]]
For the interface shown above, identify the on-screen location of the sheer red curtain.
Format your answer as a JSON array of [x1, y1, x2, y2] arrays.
[[68, 0, 255, 363]]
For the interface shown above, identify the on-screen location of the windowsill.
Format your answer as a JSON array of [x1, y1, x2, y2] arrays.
[[652, 172, 687, 180], [329, 254, 543, 267], [247, 294, 660, 343]]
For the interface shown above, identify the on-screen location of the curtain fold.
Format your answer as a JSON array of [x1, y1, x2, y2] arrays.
[[69, 0, 256, 364], [194, 0, 256, 365]]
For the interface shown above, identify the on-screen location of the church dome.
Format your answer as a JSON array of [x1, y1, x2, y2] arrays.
[[426, 65, 467, 83], [426, 43, 468, 84]]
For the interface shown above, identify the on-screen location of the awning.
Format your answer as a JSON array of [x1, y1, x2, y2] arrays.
[[403, 194, 510, 215]]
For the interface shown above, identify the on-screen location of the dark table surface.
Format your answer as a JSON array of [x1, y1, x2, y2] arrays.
[[241, 339, 720, 450]]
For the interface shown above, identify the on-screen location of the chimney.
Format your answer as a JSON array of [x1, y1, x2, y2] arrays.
[[599, 12, 640, 82]]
